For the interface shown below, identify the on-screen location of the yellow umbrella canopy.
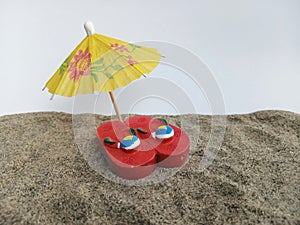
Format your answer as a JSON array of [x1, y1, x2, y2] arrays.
[[44, 22, 162, 121], [44, 22, 161, 97]]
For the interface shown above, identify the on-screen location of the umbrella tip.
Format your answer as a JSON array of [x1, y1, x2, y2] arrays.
[[84, 21, 95, 35]]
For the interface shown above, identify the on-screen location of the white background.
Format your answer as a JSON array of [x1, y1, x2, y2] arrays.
[[0, 0, 299, 116]]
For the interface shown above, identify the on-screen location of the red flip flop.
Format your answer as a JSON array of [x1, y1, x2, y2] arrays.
[[125, 115, 190, 168], [96, 120, 156, 180]]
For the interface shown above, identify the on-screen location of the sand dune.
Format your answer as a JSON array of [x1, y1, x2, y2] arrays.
[[0, 111, 299, 224]]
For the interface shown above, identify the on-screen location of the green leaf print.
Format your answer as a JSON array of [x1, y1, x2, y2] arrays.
[[92, 65, 104, 70], [91, 73, 98, 83], [94, 58, 104, 65], [112, 65, 123, 71], [104, 72, 113, 79], [59, 56, 71, 75]]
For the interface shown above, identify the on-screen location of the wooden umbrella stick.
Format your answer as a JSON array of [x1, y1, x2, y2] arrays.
[[84, 23, 122, 121], [109, 92, 122, 121]]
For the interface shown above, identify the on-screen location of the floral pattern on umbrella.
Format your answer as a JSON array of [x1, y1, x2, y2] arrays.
[[69, 48, 92, 82]]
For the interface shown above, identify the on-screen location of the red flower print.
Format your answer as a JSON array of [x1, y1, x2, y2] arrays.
[[110, 43, 129, 53], [69, 48, 92, 82], [128, 55, 137, 66]]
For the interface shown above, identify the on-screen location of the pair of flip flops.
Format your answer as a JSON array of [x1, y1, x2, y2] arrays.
[[96, 115, 190, 180]]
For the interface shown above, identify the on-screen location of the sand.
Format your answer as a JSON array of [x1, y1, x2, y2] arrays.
[[0, 110, 299, 224]]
